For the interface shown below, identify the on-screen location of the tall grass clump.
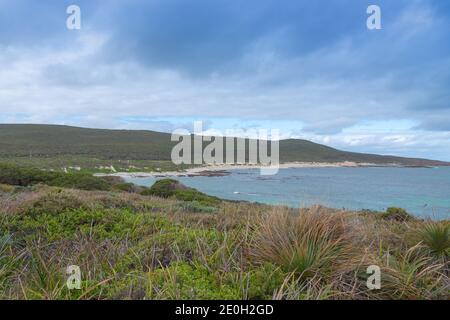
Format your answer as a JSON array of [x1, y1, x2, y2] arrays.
[[418, 222, 450, 258], [372, 244, 448, 299], [248, 207, 355, 280], [0, 234, 17, 292]]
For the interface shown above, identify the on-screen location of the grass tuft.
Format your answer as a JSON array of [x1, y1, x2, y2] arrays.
[[248, 207, 356, 280], [419, 222, 450, 257]]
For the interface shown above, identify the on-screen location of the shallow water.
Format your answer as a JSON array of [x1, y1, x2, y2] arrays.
[[125, 167, 450, 220]]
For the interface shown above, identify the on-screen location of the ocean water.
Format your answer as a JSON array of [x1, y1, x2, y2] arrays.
[[125, 167, 450, 220]]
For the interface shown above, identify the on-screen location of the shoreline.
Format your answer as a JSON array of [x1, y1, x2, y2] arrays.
[[94, 161, 421, 178]]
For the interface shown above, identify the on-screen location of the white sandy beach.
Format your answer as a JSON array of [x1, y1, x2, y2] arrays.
[[94, 161, 386, 178]]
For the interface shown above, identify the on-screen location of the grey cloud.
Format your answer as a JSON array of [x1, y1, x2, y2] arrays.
[[416, 115, 450, 132], [302, 118, 357, 134]]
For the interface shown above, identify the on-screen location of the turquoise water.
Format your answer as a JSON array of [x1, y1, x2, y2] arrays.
[[125, 167, 450, 220]]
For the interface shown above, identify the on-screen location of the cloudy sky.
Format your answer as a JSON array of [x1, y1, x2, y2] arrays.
[[0, 0, 449, 160]]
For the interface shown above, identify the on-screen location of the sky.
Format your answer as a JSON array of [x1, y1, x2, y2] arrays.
[[0, 0, 449, 160]]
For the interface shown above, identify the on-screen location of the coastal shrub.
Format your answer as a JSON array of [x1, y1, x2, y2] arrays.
[[0, 163, 111, 191], [0, 163, 58, 186], [249, 208, 354, 280], [9, 189, 87, 220], [99, 175, 125, 185], [140, 179, 220, 206], [177, 201, 217, 213], [245, 263, 286, 299], [5, 205, 157, 241], [0, 185, 177, 223], [114, 224, 224, 274], [148, 262, 240, 299], [48, 173, 111, 191], [140, 179, 181, 198], [174, 189, 220, 206], [151, 227, 225, 256], [381, 207, 413, 222], [112, 182, 138, 193]]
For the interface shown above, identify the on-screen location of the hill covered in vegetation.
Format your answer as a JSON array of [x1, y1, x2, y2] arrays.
[[0, 124, 448, 168]]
